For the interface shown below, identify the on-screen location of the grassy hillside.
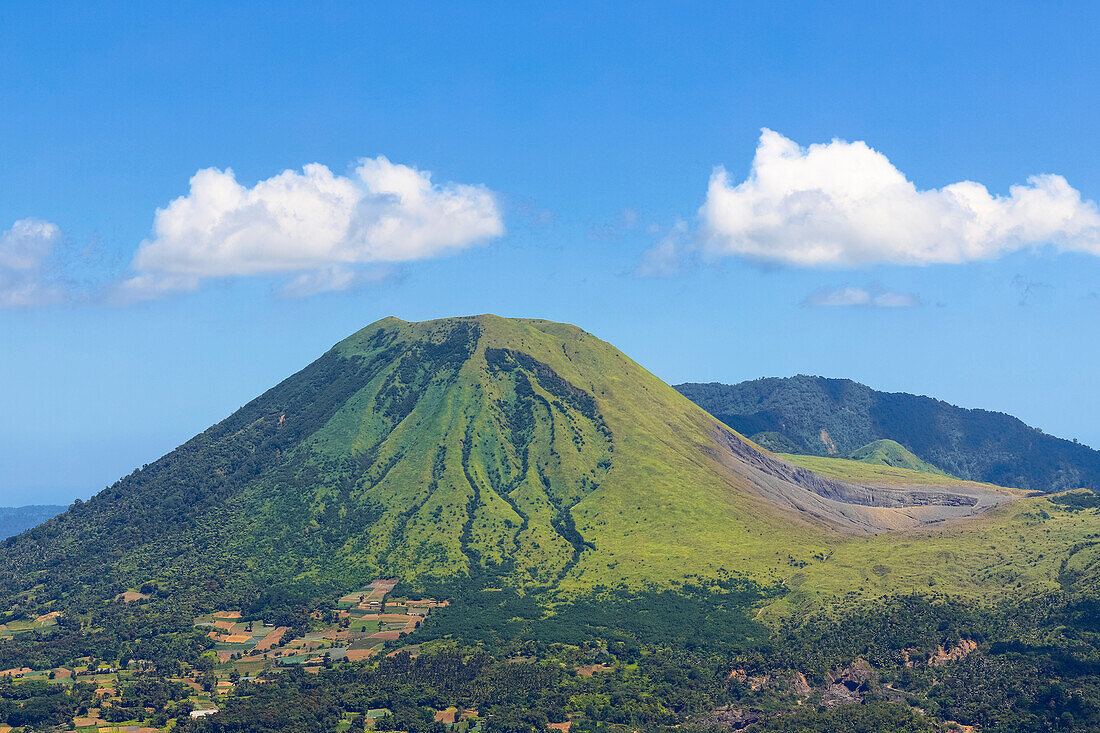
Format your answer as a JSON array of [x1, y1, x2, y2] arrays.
[[764, 490, 1100, 619], [744, 454, 1100, 616], [777, 452, 971, 487], [677, 376, 1100, 492], [0, 316, 838, 617]]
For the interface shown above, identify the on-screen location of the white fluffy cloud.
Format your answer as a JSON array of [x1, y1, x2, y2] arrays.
[[0, 218, 65, 307], [802, 284, 921, 308], [124, 156, 503, 297], [700, 129, 1100, 266]]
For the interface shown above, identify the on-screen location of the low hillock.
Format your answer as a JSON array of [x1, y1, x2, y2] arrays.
[[846, 439, 950, 475]]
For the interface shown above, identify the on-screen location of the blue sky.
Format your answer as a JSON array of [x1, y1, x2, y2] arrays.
[[2, 2, 1099, 505]]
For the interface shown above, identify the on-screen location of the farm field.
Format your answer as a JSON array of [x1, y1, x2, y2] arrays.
[[0, 580, 457, 732], [195, 579, 439, 669], [0, 611, 61, 640]]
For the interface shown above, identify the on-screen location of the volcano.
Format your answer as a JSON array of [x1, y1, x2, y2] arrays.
[[0, 316, 1012, 611]]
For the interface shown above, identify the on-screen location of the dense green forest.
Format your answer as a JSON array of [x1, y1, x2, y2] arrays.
[[7, 571, 1100, 732], [677, 376, 1100, 492], [172, 568, 1100, 733], [4, 547, 1100, 733]]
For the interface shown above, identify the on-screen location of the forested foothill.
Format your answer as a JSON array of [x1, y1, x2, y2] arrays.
[[678, 376, 1100, 492]]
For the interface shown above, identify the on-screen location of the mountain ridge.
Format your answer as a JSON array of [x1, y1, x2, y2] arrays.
[[676, 375, 1100, 492]]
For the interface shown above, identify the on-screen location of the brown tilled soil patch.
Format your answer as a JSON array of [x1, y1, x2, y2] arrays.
[[930, 639, 978, 666], [362, 579, 398, 602], [213, 611, 242, 619], [575, 664, 612, 676], [255, 626, 289, 651], [369, 630, 402, 641], [0, 668, 32, 678], [943, 724, 977, 733], [345, 648, 376, 661], [434, 708, 458, 724]]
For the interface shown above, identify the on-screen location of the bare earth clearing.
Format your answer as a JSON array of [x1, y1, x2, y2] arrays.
[[708, 427, 1019, 534]]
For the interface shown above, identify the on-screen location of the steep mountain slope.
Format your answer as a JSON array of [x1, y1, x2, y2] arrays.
[[677, 376, 1100, 492], [0, 505, 64, 540], [0, 317, 1012, 616]]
